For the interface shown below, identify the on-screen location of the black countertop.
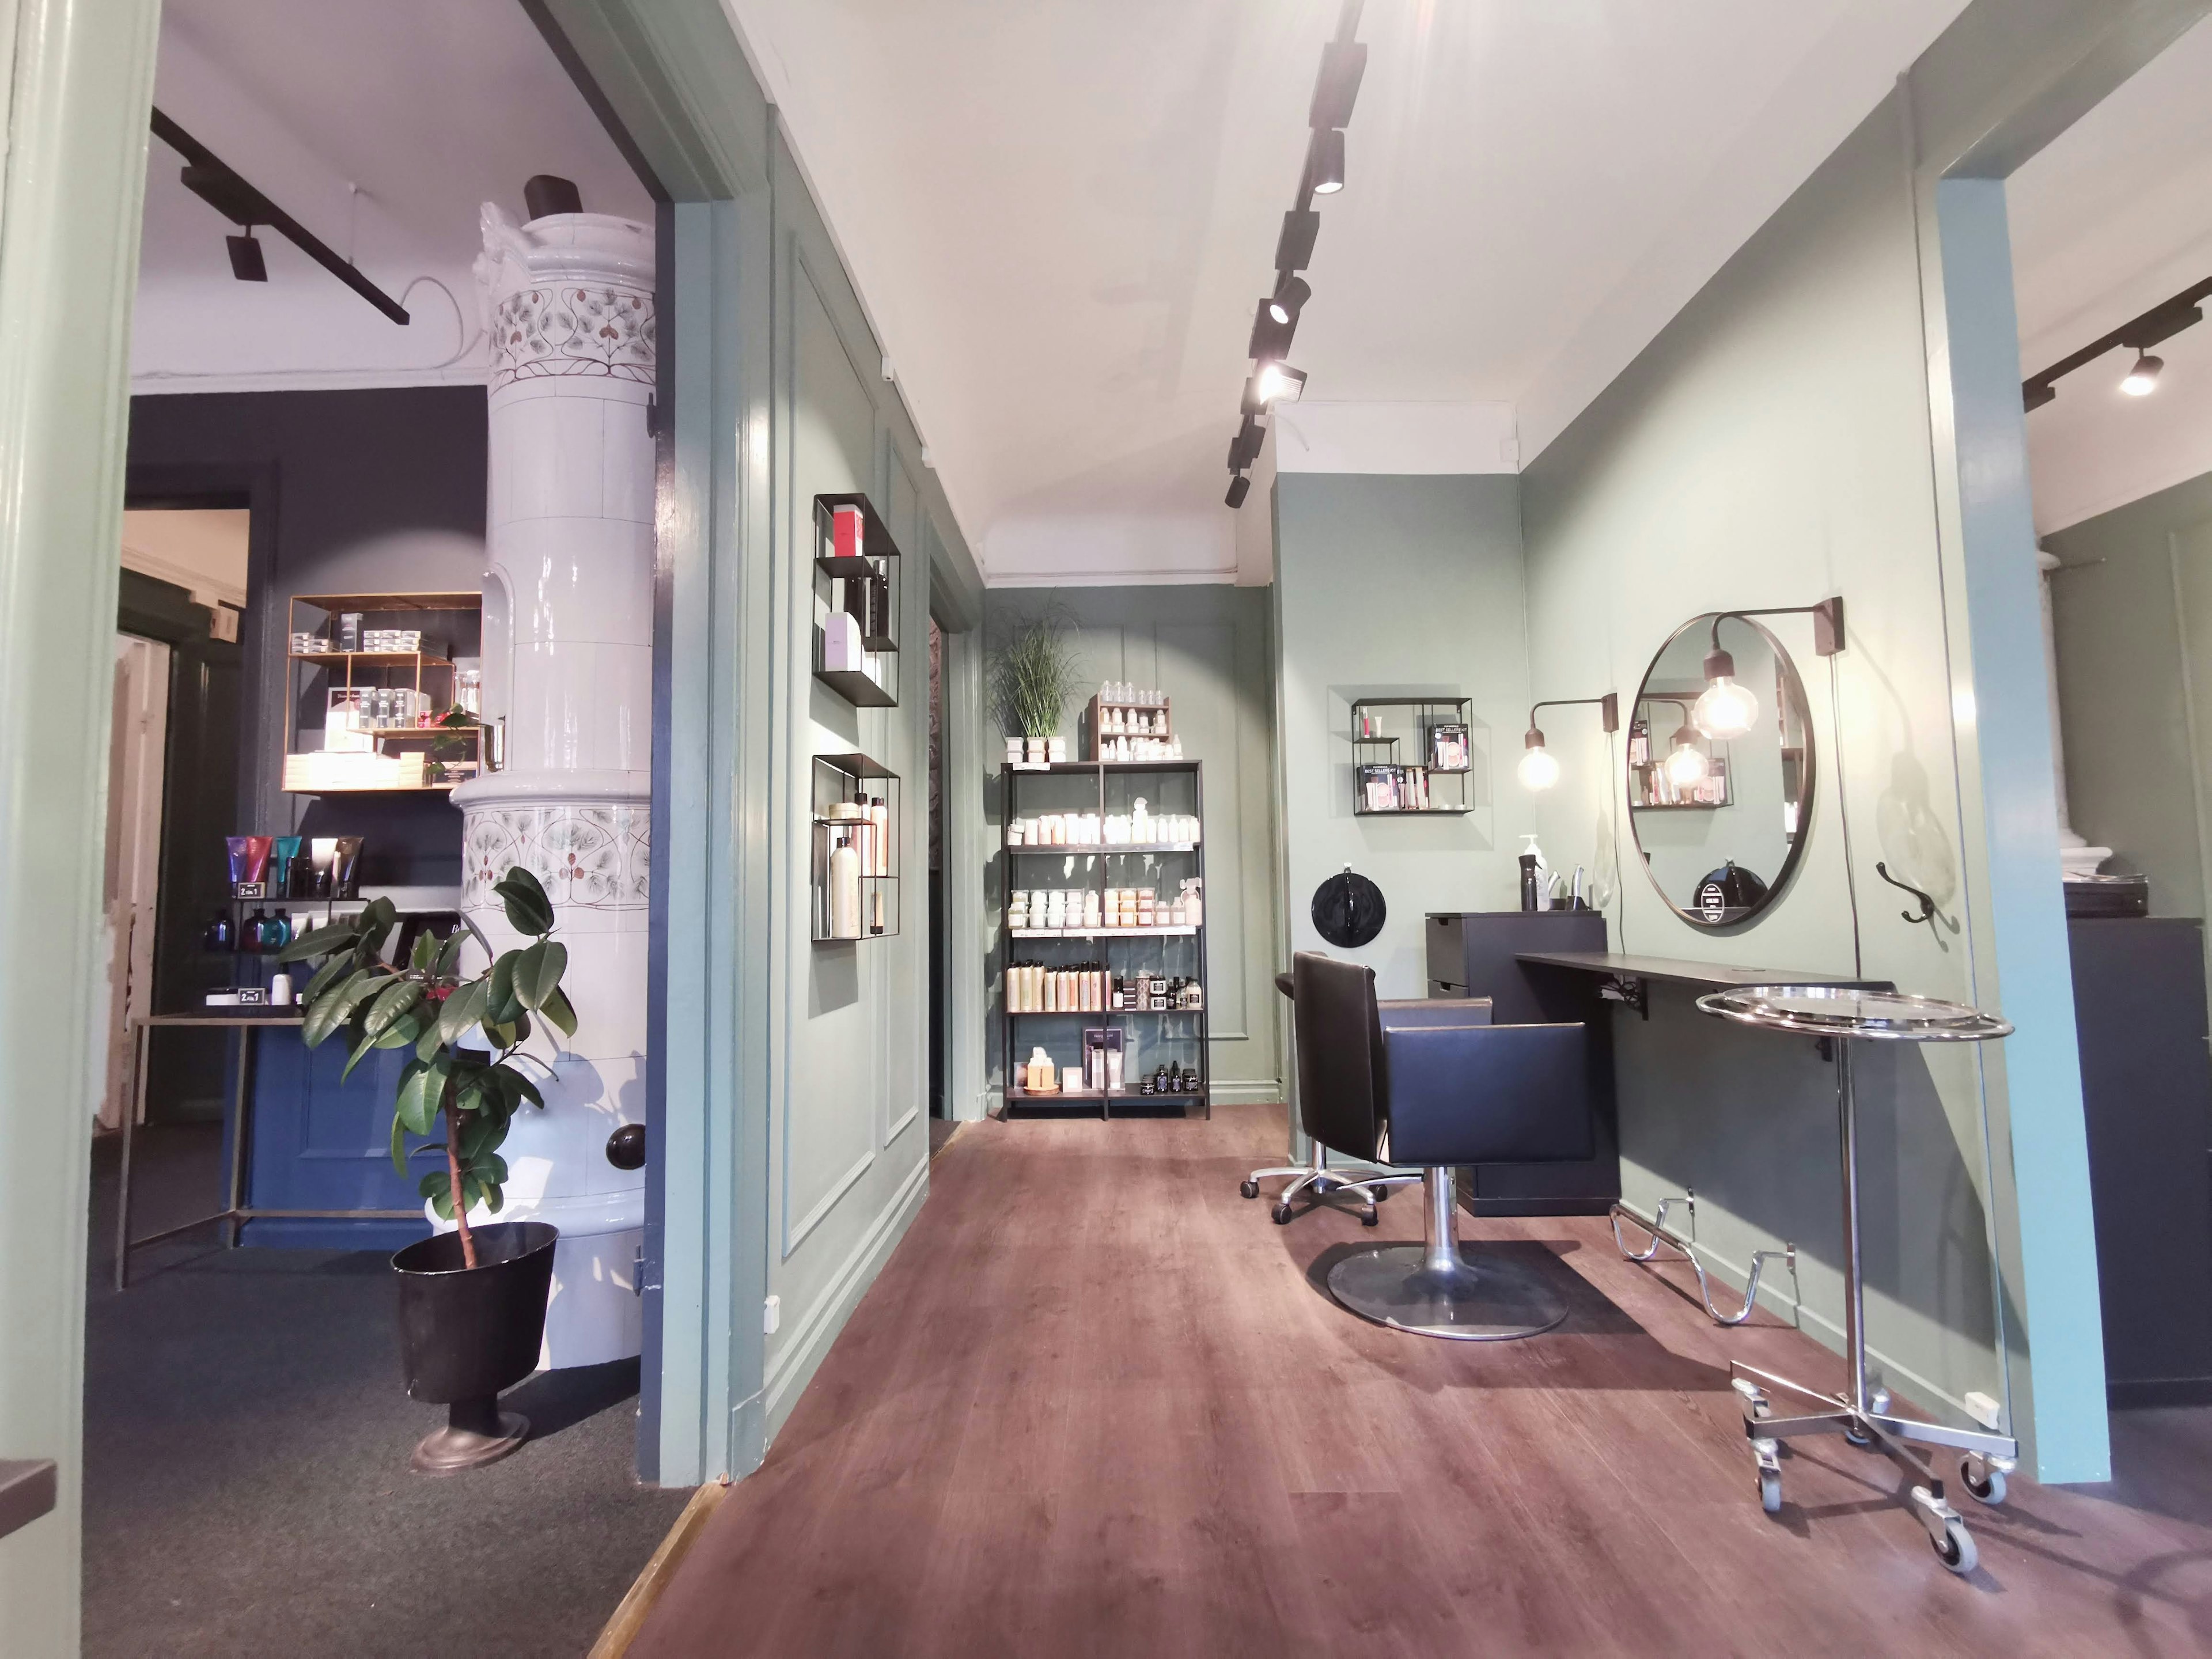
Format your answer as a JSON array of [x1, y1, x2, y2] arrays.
[[1515, 950, 1891, 991]]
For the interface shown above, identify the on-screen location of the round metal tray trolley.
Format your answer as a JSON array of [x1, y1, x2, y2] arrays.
[[1695, 986, 2018, 1575]]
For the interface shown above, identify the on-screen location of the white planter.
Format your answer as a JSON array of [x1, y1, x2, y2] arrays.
[[1047, 736, 1067, 763], [1006, 737, 1024, 765]]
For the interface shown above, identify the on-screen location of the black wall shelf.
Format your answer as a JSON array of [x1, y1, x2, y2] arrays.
[[812, 751, 900, 942], [1350, 696, 1475, 815], [810, 493, 900, 708]]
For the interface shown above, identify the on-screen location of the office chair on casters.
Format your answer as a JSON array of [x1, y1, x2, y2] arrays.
[[1294, 952, 1593, 1340], [1240, 971, 1413, 1224]]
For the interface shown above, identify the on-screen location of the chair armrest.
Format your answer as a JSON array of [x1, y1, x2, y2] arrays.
[[1384, 1022, 1593, 1166]]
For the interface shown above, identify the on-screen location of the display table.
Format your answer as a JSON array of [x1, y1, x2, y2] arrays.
[[1696, 984, 2017, 1575], [115, 1012, 422, 1289]]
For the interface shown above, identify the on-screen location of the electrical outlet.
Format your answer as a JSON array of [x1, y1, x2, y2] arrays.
[[763, 1294, 781, 1335]]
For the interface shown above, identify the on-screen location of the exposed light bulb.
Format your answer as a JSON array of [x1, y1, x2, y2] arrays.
[[1664, 736, 1710, 789], [1694, 676, 1759, 740], [1252, 361, 1306, 404], [1517, 745, 1560, 792], [2121, 352, 2163, 396]]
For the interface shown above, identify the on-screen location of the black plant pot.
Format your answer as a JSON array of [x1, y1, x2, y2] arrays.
[[392, 1221, 558, 1474]]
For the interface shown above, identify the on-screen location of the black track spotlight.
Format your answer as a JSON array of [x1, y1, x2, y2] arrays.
[[2121, 352, 2164, 396], [1248, 301, 1293, 363], [1247, 362, 1307, 408], [1275, 209, 1320, 273], [1309, 40, 1368, 130], [1226, 473, 1251, 510], [226, 230, 268, 282], [1228, 415, 1264, 471], [1306, 127, 1346, 196], [1267, 275, 1311, 327]]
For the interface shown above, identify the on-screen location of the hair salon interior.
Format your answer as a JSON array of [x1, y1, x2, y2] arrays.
[[8, 0, 2212, 1654]]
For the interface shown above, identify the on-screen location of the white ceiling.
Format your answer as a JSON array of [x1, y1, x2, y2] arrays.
[[732, 0, 1972, 583], [2008, 16, 2212, 535], [132, 0, 652, 391]]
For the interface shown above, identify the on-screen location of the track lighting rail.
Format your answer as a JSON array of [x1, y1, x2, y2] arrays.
[[2022, 274, 2208, 410], [150, 108, 411, 326]]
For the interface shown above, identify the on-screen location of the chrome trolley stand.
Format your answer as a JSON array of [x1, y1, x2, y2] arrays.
[[1696, 986, 2018, 1575]]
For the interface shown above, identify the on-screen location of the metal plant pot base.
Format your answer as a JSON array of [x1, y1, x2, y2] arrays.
[[412, 1399, 531, 1475]]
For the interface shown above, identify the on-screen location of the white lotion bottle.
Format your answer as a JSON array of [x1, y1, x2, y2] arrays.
[[830, 832, 863, 939]]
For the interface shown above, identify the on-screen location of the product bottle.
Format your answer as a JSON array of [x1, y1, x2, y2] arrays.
[[867, 796, 889, 875], [830, 832, 862, 939], [241, 908, 268, 953], [1518, 835, 1545, 912], [870, 888, 885, 935]]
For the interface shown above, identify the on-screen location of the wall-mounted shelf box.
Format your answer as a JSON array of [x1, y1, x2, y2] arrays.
[[812, 751, 900, 942], [1085, 691, 1175, 762], [811, 494, 900, 709], [1349, 696, 1475, 815]]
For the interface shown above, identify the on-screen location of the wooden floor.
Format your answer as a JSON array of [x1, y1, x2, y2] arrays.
[[630, 1103, 2212, 1658]]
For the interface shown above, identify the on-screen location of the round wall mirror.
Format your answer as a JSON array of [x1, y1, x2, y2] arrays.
[[1626, 612, 1815, 929]]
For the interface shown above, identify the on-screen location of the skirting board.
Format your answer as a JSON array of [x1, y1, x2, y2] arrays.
[[762, 1153, 931, 1437], [1206, 1078, 1283, 1107]]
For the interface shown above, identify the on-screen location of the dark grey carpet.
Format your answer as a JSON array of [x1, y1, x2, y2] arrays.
[[85, 1124, 691, 1659]]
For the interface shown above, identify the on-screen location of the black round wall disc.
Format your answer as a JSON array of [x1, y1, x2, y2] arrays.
[[1311, 869, 1386, 948]]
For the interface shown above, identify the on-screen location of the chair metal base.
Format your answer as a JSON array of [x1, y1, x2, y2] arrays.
[[1325, 1166, 1568, 1341], [1328, 1244, 1569, 1340], [1243, 1147, 1421, 1224]]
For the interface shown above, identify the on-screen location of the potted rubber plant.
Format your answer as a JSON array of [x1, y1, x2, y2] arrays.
[[276, 865, 574, 1473], [992, 612, 1078, 764]]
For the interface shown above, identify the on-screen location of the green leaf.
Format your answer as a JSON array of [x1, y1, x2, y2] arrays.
[[341, 1026, 380, 1082], [395, 1055, 448, 1137], [434, 931, 466, 977], [487, 951, 521, 1025], [302, 968, 380, 1048], [493, 1064, 544, 1108], [389, 1112, 409, 1178], [541, 985, 577, 1039], [374, 1009, 425, 1051], [438, 980, 488, 1044], [275, 921, 358, 964], [410, 930, 438, 971], [362, 979, 425, 1039], [415, 1019, 445, 1063], [494, 866, 555, 937], [302, 952, 354, 1006], [513, 940, 567, 1012], [480, 1183, 505, 1215]]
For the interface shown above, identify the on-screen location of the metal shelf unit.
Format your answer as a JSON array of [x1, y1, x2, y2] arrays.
[[998, 758, 1209, 1119]]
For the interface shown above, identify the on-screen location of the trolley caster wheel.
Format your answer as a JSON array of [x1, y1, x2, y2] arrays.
[[1240, 1179, 1259, 1199], [1758, 1468, 1782, 1515], [1843, 1420, 1874, 1448], [1960, 1456, 2007, 1506], [1270, 1202, 1294, 1225], [1931, 1518, 1978, 1575], [1361, 1207, 1379, 1228]]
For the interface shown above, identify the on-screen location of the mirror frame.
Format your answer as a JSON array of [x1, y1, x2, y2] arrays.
[[1627, 612, 1816, 931]]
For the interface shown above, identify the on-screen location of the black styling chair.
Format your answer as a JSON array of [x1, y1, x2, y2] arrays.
[[1294, 950, 1593, 1340], [1241, 971, 1454, 1224]]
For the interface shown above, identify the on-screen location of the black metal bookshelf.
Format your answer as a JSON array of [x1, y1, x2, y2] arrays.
[[998, 758, 1209, 1119]]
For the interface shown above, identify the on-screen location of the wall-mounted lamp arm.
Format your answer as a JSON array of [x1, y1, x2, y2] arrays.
[[1526, 694, 1619, 741], [1709, 597, 1845, 658]]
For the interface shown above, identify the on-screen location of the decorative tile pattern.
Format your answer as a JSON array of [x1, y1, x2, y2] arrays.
[[464, 802, 650, 911], [491, 286, 655, 391]]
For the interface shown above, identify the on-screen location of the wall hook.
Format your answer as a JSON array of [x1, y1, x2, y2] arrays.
[[1874, 862, 1939, 934]]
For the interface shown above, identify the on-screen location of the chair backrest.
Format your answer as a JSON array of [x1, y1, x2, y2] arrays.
[[1381, 1021, 1594, 1166], [1291, 951, 1387, 1160]]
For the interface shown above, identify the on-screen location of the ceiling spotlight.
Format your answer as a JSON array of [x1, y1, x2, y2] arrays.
[[1309, 40, 1369, 131], [1251, 362, 1307, 405], [1267, 275, 1311, 327], [1226, 474, 1251, 509], [226, 230, 268, 283], [1228, 415, 1263, 471], [1306, 127, 1345, 196], [1275, 209, 1320, 274], [1517, 729, 1560, 792], [1248, 300, 1293, 363], [2121, 352, 2163, 396]]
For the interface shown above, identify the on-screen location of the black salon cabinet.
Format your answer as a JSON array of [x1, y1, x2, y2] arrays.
[[2069, 917, 2212, 1406], [1426, 911, 1619, 1215]]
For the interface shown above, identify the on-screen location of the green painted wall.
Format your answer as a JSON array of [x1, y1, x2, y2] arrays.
[[2047, 469, 2212, 926], [1271, 474, 1534, 998], [982, 584, 1281, 1104]]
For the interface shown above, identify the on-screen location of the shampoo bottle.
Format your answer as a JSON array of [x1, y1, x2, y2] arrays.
[[830, 832, 862, 939]]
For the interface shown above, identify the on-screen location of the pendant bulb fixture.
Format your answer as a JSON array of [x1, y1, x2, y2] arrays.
[[1664, 726, 1711, 789], [2121, 351, 2163, 396], [1517, 729, 1559, 792], [1692, 642, 1759, 738], [1307, 127, 1346, 196]]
